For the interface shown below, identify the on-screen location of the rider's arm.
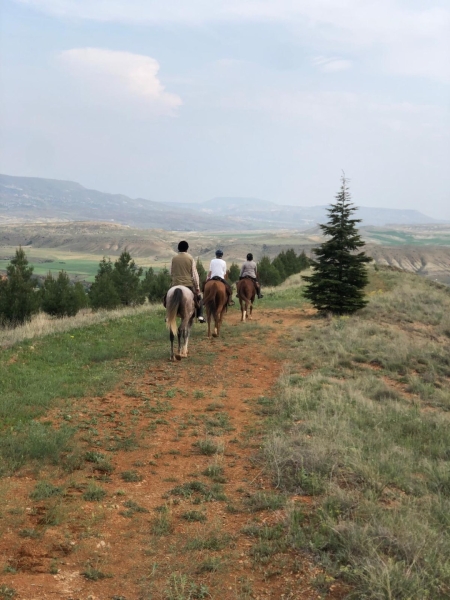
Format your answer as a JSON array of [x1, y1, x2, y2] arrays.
[[240, 264, 245, 276]]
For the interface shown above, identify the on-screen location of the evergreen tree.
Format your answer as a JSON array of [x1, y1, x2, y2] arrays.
[[41, 271, 87, 317], [196, 258, 207, 286], [89, 257, 121, 310], [0, 247, 39, 326], [258, 256, 282, 286], [228, 262, 240, 283], [142, 266, 171, 302], [303, 175, 371, 314], [111, 251, 145, 306]]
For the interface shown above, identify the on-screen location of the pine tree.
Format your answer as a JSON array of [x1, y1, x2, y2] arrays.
[[303, 175, 371, 314], [112, 251, 145, 306], [258, 256, 282, 286], [196, 258, 207, 286], [142, 266, 171, 302], [0, 247, 39, 326], [228, 262, 240, 283], [41, 271, 87, 317], [89, 258, 121, 310]]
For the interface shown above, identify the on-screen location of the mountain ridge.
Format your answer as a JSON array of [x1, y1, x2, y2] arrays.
[[1, 174, 443, 230]]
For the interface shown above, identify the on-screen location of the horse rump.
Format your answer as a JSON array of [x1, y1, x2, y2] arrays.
[[166, 287, 183, 336]]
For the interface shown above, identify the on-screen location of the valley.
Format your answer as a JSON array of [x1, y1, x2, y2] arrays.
[[1, 221, 450, 284]]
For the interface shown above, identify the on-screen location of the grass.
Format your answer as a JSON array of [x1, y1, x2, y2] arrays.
[[0, 305, 170, 476], [29, 480, 62, 501], [83, 483, 106, 502], [193, 439, 223, 456], [120, 470, 143, 482], [264, 267, 450, 598], [151, 506, 173, 536]]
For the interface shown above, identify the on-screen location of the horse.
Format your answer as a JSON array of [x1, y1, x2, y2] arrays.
[[165, 286, 195, 361], [236, 277, 256, 322], [203, 278, 228, 338]]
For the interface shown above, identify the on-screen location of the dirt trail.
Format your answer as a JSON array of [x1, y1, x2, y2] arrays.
[[0, 306, 335, 600]]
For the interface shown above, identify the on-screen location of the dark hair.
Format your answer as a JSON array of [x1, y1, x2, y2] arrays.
[[215, 249, 223, 257], [178, 240, 189, 252], [246, 253, 253, 261]]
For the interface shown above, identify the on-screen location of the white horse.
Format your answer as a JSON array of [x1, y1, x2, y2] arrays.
[[166, 286, 195, 361]]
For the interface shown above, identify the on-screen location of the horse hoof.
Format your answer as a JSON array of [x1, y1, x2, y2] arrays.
[[212, 332, 218, 338], [175, 354, 182, 361]]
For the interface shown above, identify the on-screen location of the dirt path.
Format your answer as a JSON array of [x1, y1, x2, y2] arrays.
[[1, 306, 331, 600]]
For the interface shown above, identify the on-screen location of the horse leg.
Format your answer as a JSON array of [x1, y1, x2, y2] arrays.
[[175, 326, 183, 360], [240, 298, 245, 322], [170, 330, 175, 361], [249, 299, 253, 319]]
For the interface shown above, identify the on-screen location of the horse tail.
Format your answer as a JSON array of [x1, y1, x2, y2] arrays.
[[166, 287, 182, 336], [203, 284, 218, 322]]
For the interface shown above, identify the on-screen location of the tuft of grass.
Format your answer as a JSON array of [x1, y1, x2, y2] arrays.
[[181, 510, 207, 523], [29, 480, 62, 501], [120, 470, 143, 482], [196, 557, 221, 573], [193, 439, 223, 456], [82, 483, 106, 502], [151, 506, 172, 536], [0, 585, 17, 600], [82, 566, 113, 581], [164, 573, 210, 600], [245, 492, 286, 512], [120, 500, 149, 518], [168, 481, 227, 503]]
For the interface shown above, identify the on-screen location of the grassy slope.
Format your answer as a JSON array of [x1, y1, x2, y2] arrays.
[[264, 268, 450, 598]]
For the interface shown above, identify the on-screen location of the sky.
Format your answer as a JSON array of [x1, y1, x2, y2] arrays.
[[0, 0, 449, 219]]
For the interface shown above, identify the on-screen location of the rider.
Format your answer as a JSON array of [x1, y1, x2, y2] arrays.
[[239, 253, 263, 299], [207, 249, 235, 306], [169, 240, 206, 323]]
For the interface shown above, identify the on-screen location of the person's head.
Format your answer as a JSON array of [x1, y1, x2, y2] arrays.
[[178, 240, 189, 252], [246, 253, 253, 261], [215, 249, 223, 258]]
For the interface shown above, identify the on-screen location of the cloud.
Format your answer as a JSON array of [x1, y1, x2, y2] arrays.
[[313, 57, 352, 72], [59, 48, 182, 114], [16, 0, 450, 83]]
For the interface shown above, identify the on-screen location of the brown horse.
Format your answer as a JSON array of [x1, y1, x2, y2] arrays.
[[203, 279, 228, 338], [236, 278, 256, 322]]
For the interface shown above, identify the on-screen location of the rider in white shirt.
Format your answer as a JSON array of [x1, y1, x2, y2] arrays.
[[207, 249, 234, 306]]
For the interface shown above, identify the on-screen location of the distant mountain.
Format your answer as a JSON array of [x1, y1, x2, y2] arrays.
[[1, 175, 442, 230]]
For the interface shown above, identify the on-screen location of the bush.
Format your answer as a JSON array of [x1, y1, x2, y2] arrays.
[[41, 271, 88, 318], [0, 247, 40, 326]]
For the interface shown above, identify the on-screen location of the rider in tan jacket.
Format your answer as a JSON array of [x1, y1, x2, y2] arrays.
[[170, 241, 205, 322]]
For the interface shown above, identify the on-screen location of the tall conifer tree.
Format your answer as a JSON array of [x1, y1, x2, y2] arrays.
[[0, 247, 39, 325], [303, 175, 371, 314]]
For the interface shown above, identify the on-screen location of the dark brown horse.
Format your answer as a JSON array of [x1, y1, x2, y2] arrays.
[[236, 278, 256, 322], [203, 279, 228, 338]]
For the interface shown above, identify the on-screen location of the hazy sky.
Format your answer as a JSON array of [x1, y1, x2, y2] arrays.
[[1, 0, 449, 218]]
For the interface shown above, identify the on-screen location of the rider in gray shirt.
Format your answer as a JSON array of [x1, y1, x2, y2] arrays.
[[239, 253, 263, 299]]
